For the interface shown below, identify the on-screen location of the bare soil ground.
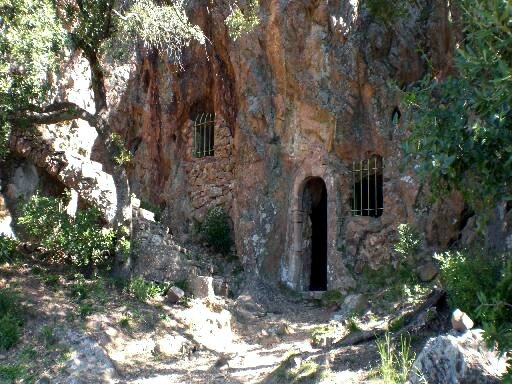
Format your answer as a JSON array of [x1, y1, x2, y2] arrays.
[[0, 260, 448, 384]]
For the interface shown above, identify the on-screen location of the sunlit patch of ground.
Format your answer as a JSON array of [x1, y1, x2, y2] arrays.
[[1, 260, 444, 383]]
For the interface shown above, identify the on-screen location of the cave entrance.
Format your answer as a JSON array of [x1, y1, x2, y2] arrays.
[[302, 177, 327, 291]]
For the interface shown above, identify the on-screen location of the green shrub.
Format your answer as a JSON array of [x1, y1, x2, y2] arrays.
[[0, 363, 27, 382], [42, 273, 60, 288], [119, 317, 130, 329], [0, 289, 22, 350], [0, 235, 20, 263], [347, 316, 361, 333], [0, 288, 18, 316], [435, 249, 502, 318], [321, 290, 344, 307], [78, 302, 94, 318], [127, 277, 163, 302], [202, 206, 233, 254], [477, 259, 512, 380], [0, 314, 21, 350], [69, 274, 106, 303], [39, 325, 57, 346], [17, 193, 114, 270], [394, 223, 422, 261]]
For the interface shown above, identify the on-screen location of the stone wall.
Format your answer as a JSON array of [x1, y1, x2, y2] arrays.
[[184, 119, 235, 222]]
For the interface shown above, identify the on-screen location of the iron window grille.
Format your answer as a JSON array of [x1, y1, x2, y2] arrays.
[[351, 155, 384, 217], [192, 113, 215, 158]]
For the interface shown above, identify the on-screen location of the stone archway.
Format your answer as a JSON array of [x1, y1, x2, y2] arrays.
[[302, 177, 328, 291]]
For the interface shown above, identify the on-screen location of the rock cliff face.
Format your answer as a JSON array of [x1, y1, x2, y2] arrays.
[[1, 0, 479, 291], [99, 0, 464, 291]]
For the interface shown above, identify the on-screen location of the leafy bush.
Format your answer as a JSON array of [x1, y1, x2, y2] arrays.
[[436, 249, 511, 379], [434, 249, 502, 318], [202, 206, 233, 254], [0, 289, 22, 351], [404, 0, 512, 216], [321, 290, 344, 307], [0, 363, 27, 383], [376, 333, 415, 384], [0, 314, 21, 350], [394, 224, 422, 261], [477, 260, 512, 379], [39, 325, 57, 346], [0, 235, 20, 263], [69, 274, 106, 302], [127, 276, 163, 302], [17, 193, 114, 270]]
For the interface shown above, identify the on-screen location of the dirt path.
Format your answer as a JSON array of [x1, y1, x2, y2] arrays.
[[2, 263, 388, 383]]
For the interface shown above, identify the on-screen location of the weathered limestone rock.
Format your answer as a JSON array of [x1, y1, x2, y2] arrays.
[[131, 215, 194, 284], [212, 276, 229, 297], [417, 261, 439, 282], [9, 132, 117, 223], [166, 286, 185, 304], [153, 334, 191, 356], [332, 293, 368, 321], [451, 309, 474, 332], [342, 294, 368, 315], [189, 275, 215, 299], [409, 330, 507, 384]]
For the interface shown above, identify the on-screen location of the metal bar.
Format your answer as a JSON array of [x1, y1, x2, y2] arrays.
[[203, 114, 206, 157], [194, 116, 197, 156], [352, 162, 356, 214], [374, 155, 378, 217], [367, 157, 370, 216], [359, 160, 363, 215]]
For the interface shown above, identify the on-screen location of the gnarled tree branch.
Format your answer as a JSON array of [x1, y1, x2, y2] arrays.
[[10, 101, 97, 126]]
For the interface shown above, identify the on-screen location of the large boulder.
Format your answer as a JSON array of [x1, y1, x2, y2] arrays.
[[409, 330, 508, 384]]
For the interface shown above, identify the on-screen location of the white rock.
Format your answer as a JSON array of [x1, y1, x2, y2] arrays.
[[451, 309, 474, 332], [189, 275, 215, 299], [409, 329, 507, 384]]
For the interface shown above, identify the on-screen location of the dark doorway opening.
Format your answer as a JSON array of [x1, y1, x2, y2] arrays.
[[303, 177, 328, 291]]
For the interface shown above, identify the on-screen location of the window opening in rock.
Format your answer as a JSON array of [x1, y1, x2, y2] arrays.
[[303, 177, 328, 291], [392, 107, 401, 125], [351, 155, 383, 217], [193, 113, 214, 158]]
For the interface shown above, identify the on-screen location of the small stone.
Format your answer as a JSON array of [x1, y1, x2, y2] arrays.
[[417, 262, 439, 282], [451, 309, 474, 332], [166, 286, 185, 304]]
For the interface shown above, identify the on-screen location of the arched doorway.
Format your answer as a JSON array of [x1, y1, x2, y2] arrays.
[[302, 177, 327, 291]]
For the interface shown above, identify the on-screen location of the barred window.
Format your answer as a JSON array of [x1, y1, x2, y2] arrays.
[[193, 113, 214, 158], [351, 155, 384, 217]]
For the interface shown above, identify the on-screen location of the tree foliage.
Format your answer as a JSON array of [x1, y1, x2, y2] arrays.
[[0, 0, 67, 156], [406, 0, 512, 378], [226, 0, 259, 40], [120, 0, 205, 61], [404, 0, 512, 216]]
